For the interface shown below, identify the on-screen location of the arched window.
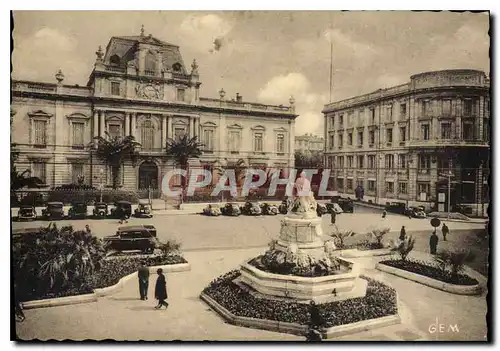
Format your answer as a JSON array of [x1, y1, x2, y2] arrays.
[[145, 52, 156, 75], [110, 55, 121, 66], [141, 120, 155, 150], [172, 62, 182, 72]]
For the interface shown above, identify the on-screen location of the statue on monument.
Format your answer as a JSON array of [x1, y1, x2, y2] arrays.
[[290, 171, 318, 215]]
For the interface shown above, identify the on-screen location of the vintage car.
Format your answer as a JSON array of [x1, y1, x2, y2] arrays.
[[241, 201, 262, 215], [326, 202, 343, 214], [103, 225, 159, 254], [16, 205, 37, 221], [110, 201, 132, 219], [93, 202, 109, 219], [260, 203, 279, 215], [407, 206, 427, 219], [385, 201, 407, 215], [68, 202, 88, 219], [316, 203, 328, 217], [336, 197, 354, 213], [117, 224, 157, 237], [134, 201, 153, 218], [203, 204, 222, 216], [278, 199, 291, 214], [41, 202, 65, 220], [221, 203, 241, 216]]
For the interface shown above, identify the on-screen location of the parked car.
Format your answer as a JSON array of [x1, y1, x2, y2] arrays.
[[103, 225, 159, 254], [134, 201, 153, 218], [68, 202, 88, 219], [316, 203, 328, 217], [406, 206, 427, 218], [93, 202, 109, 219], [336, 197, 354, 213], [203, 204, 222, 216], [241, 201, 262, 215], [278, 199, 290, 214], [385, 201, 407, 215], [452, 204, 473, 215], [326, 202, 343, 214], [260, 203, 279, 215], [41, 202, 65, 220], [16, 205, 37, 221], [221, 203, 241, 216], [117, 225, 157, 237], [110, 201, 132, 219]]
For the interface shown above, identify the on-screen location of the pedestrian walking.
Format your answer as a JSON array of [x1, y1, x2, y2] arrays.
[[154, 268, 168, 309], [382, 210, 387, 218], [330, 210, 336, 226], [430, 230, 439, 255], [442, 223, 449, 241], [138, 261, 150, 300], [399, 226, 406, 241], [85, 224, 91, 234]]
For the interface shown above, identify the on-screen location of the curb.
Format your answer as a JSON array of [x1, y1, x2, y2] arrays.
[[200, 292, 400, 339], [22, 263, 191, 309], [375, 262, 482, 295], [340, 248, 393, 258]]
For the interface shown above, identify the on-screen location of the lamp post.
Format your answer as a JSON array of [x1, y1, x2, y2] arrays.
[[218, 88, 225, 201], [99, 168, 104, 203]]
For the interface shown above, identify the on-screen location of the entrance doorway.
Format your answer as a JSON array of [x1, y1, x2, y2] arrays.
[[138, 161, 159, 190]]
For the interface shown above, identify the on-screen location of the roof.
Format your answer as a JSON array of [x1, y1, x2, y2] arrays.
[[113, 35, 178, 48]]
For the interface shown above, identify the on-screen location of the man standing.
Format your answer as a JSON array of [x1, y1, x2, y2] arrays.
[[399, 226, 406, 241], [154, 268, 169, 309], [330, 210, 336, 226], [138, 261, 150, 300], [430, 230, 439, 255], [441, 223, 449, 241]]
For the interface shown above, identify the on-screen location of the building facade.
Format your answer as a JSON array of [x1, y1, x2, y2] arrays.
[[11, 29, 297, 193], [322, 69, 490, 210], [295, 134, 325, 152]]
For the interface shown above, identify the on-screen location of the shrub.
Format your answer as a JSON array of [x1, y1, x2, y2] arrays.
[[391, 235, 415, 261], [434, 249, 476, 283], [370, 227, 391, 249], [46, 189, 140, 205], [330, 230, 356, 249]]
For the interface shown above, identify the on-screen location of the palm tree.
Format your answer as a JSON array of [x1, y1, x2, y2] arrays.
[[91, 132, 141, 189], [434, 249, 476, 282], [165, 135, 204, 189], [370, 227, 391, 249], [330, 230, 356, 249], [11, 168, 44, 191], [391, 235, 415, 261]]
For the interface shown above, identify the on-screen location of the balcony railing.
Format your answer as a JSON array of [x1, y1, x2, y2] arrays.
[[105, 65, 126, 73], [144, 70, 155, 76]]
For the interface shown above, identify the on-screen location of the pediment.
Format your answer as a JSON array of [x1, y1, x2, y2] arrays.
[[201, 121, 217, 128], [66, 112, 89, 120], [274, 127, 287, 132], [251, 125, 266, 131], [227, 123, 243, 130], [106, 115, 124, 122], [28, 110, 53, 119]]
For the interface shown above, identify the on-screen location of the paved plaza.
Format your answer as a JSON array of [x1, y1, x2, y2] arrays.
[[14, 208, 488, 341]]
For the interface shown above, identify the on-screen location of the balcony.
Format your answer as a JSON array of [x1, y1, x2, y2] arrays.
[[399, 141, 406, 146], [105, 65, 126, 73], [386, 142, 393, 147], [144, 70, 156, 76]]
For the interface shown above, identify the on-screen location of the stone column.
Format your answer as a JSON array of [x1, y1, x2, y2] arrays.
[[162, 114, 167, 150], [131, 113, 137, 138], [166, 115, 171, 140], [99, 110, 105, 137], [125, 112, 130, 136], [93, 110, 99, 138]]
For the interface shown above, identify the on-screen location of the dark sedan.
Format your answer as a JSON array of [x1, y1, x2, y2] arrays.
[[241, 202, 262, 215], [17, 205, 37, 221], [41, 202, 65, 220], [68, 202, 88, 219], [104, 225, 159, 254], [260, 203, 279, 215], [221, 203, 241, 216]]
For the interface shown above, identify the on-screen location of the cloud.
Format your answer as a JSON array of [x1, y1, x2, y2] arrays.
[[13, 27, 87, 84], [257, 73, 327, 136], [179, 14, 233, 53]]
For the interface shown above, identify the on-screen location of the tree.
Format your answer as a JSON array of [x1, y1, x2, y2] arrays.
[[330, 230, 355, 249], [91, 132, 141, 189], [391, 236, 415, 261], [370, 227, 391, 249], [295, 150, 324, 168], [434, 249, 476, 282], [165, 135, 204, 189]]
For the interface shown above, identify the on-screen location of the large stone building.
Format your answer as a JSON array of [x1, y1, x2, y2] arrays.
[[295, 134, 324, 152], [11, 28, 297, 192], [322, 69, 490, 211]]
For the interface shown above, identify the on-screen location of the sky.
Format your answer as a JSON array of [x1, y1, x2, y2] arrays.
[[11, 11, 490, 136]]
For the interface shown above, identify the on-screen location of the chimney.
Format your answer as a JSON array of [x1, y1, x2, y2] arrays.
[[236, 93, 242, 103]]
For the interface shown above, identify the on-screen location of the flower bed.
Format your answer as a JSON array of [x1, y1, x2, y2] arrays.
[[379, 259, 478, 286], [202, 271, 397, 327]]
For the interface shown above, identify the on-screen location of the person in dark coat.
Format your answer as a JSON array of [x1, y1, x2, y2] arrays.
[[399, 226, 406, 241], [308, 301, 324, 329], [430, 230, 439, 255], [441, 223, 449, 241], [382, 210, 387, 218], [138, 261, 150, 300], [330, 210, 336, 226], [154, 268, 168, 309]]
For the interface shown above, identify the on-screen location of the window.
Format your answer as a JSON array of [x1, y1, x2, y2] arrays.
[[419, 154, 431, 170], [385, 181, 394, 193], [72, 163, 84, 184], [174, 127, 186, 142], [385, 154, 394, 169], [338, 134, 343, 148], [328, 156, 334, 168], [141, 120, 155, 150], [398, 182, 408, 194], [358, 155, 364, 169], [399, 154, 406, 169], [441, 122, 452, 139], [33, 120, 47, 147], [108, 124, 122, 139], [442, 100, 452, 115], [109, 55, 120, 66], [203, 129, 214, 151], [368, 155, 375, 169], [337, 178, 344, 190], [145, 52, 156, 75], [254, 132, 264, 152], [386, 128, 393, 143], [111, 82, 121, 96], [438, 157, 451, 171], [421, 124, 430, 140], [329, 134, 334, 149], [276, 133, 285, 153], [32, 161, 46, 184], [462, 122, 474, 140], [339, 115, 344, 128], [348, 133, 353, 145], [399, 126, 406, 142], [464, 100, 473, 117], [347, 156, 354, 168], [483, 119, 489, 142], [229, 130, 241, 152], [370, 108, 375, 124], [418, 183, 431, 195], [177, 89, 185, 102], [348, 112, 355, 127], [356, 179, 364, 187], [330, 116, 335, 128], [357, 131, 363, 146], [347, 179, 353, 190], [369, 130, 375, 145], [386, 105, 393, 122], [422, 100, 430, 117], [72, 122, 85, 148], [337, 156, 344, 169], [400, 103, 407, 117], [368, 180, 376, 191]]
